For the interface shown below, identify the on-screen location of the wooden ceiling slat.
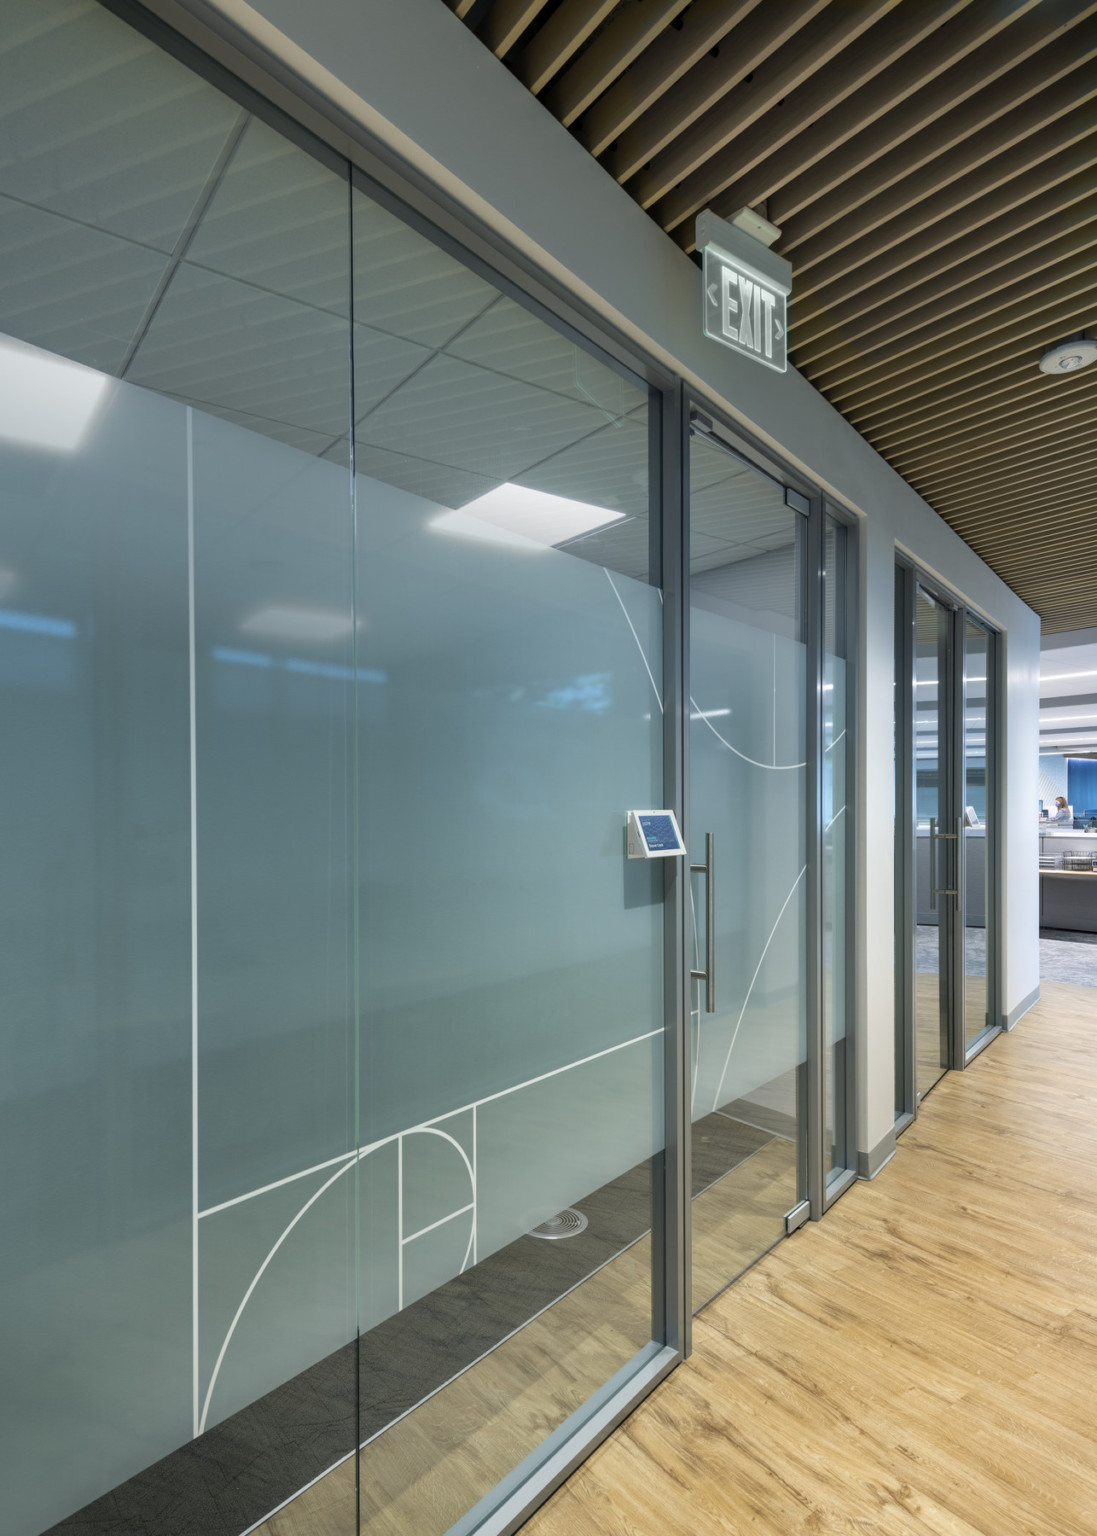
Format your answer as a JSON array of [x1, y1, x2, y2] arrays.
[[478, 0, 553, 58], [543, 0, 693, 127], [918, 468, 1097, 532], [978, 541, 1097, 583], [696, 0, 976, 232], [790, 110, 1097, 357], [779, 24, 1097, 269], [815, 238, 1097, 407], [607, 0, 829, 188], [850, 351, 1085, 440], [946, 483, 1097, 536], [446, 0, 479, 17], [766, 0, 1055, 229], [876, 379, 1097, 479], [815, 269, 1097, 420], [638, 1, 904, 224], [517, 0, 620, 94], [909, 434, 1097, 506], [858, 367, 1097, 460], [579, 0, 764, 159]]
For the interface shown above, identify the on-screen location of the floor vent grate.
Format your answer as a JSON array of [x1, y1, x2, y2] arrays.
[[527, 1208, 589, 1240]]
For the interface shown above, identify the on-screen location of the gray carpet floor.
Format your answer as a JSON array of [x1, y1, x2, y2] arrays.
[[916, 922, 1097, 988]]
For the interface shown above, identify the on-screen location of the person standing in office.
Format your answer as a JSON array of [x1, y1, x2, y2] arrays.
[[1050, 796, 1072, 824]]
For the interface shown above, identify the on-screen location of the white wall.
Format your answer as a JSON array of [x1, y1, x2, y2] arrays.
[[165, 0, 1042, 1158]]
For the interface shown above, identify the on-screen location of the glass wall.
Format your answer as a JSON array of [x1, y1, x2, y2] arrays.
[[963, 618, 994, 1049], [0, 4, 665, 1534], [822, 516, 852, 1186], [687, 431, 806, 1308], [913, 585, 952, 1100]]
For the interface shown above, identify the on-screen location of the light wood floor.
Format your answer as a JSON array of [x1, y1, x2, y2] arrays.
[[525, 980, 1097, 1536], [258, 1130, 795, 1536]]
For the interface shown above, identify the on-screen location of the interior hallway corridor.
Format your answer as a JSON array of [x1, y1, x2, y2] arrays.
[[524, 981, 1097, 1536]]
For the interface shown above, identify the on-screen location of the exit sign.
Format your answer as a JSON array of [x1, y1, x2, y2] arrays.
[[697, 210, 792, 374]]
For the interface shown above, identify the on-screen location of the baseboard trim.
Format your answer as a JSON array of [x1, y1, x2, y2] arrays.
[[1004, 984, 1041, 1032], [856, 1126, 897, 1181]]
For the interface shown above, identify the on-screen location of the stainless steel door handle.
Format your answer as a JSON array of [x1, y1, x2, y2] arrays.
[[929, 815, 957, 909], [690, 832, 715, 1013]]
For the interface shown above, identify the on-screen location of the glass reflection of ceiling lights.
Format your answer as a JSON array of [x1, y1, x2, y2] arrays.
[[0, 566, 17, 601], [239, 606, 358, 643], [0, 336, 110, 452], [432, 483, 624, 552]]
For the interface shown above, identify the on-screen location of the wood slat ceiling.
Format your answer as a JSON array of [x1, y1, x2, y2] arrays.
[[447, 0, 1097, 632]]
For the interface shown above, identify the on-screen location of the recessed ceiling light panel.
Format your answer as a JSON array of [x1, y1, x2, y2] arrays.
[[240, 606, 357, 643], [1038, 339, 1097, 375]]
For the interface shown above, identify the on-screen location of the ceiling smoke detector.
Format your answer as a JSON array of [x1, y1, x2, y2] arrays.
[[1038, 338, 1097, 375]]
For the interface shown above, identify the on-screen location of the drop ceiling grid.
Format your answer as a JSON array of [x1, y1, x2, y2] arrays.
[[452, 0, 1097, 631]]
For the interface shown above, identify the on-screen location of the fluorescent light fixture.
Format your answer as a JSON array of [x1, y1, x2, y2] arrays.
[[1039, 714, 1097, 724], [433, 483, 624, 552], [0, 607, 76, 638], [0, 335, 110, 452], [213, 644, 385, 684], [240, 606, 357, 644], [212, 646, 274, 668], [1042, 669, 1097, 683]]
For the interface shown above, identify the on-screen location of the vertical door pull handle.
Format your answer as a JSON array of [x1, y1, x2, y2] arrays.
[[690, 832, 715, 1013], [929, 815, 957, 909]]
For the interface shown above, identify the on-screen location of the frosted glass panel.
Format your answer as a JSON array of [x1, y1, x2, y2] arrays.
[[0, 365, 192, 1536], [1, 5, 667, 1533], [350, 173, 663, 1536], [688, 434, 805, 1311], [355, 471, 664, 1533]]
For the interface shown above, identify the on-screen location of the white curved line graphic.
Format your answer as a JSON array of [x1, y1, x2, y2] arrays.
[[201, 1125, 479, 1431], [402, 1126, 477, 1274], [690, 695, 805, 771], [710, 865, 807, 1115], [605, 568, 663, 713], [198, 1156, 357, 1433]]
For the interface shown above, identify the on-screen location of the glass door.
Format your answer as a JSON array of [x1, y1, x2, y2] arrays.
[[962, 617, 996, 1053], [899, 569, 1000, 1110], [913, 584, 953, 1100], [687, 427, 806, 1310]]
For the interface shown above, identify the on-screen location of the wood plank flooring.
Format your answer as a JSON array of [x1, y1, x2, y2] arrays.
[[525, 980, 1097, 1536], [258, 1124, 795, 1536]]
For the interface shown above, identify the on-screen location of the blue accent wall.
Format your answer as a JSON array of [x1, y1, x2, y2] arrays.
[[1067, 758, 1097, 816]]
